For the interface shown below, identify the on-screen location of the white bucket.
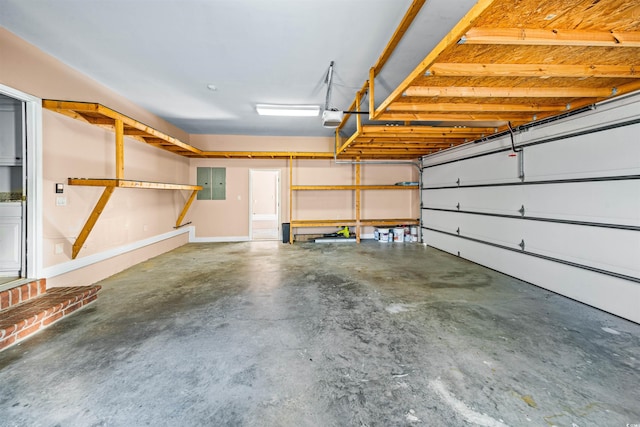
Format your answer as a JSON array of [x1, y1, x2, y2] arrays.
[[378, 228, 390, 242], [411, 227, 418, 242], [393, 227, 404, 242]]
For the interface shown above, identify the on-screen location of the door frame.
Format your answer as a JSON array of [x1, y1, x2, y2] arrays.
[[0, 83, 43, 283], [248, 169, 281, 241]]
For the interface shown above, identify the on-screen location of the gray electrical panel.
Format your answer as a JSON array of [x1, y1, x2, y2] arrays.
[[196, 167, 226, 200]]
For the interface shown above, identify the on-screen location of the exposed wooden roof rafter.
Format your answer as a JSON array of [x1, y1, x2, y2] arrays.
[[386, 102, 568, 113], [403, 86, 617, 98], [426, 63, 640, 78], [461, 28, 640, 47]]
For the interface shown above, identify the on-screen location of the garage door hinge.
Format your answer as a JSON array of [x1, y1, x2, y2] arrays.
[[519, 239, 525, 251], [519, 205, 525, 216]]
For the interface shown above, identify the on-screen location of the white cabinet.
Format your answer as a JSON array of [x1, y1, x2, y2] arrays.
[[0, 96, 23, 166], [0, 203, 22, 273]]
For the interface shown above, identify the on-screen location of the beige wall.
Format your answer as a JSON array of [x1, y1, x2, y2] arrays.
[[190, 134, 333, 153], [189, 134, 419, 238]]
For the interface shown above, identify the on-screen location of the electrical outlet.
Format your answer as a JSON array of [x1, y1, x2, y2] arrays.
[[55, 243, 64, 254], [56, 196, 67, 206]]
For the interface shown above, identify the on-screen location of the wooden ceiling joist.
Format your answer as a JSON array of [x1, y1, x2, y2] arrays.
[[377, 113, 540, 122], [403, 86, 617, 98], [386, 102, 568, 113], [426, 63, 640, 79], [360, 125, 496, 134], [460, 28, 640, 47], [372, 0, 427, 74], [353, 138, 469, 145]]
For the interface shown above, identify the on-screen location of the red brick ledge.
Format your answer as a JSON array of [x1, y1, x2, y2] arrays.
[[0, 279, 47, 310], [0, 285, 101, 351]]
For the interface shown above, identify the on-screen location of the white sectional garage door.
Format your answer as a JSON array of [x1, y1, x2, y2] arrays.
[[421, 94, 640, 323]]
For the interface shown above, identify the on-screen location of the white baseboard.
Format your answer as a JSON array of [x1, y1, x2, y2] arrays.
[[42, 227, 193, 279]]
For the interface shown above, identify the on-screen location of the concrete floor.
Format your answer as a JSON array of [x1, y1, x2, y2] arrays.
[[0, 242, 638, 427]]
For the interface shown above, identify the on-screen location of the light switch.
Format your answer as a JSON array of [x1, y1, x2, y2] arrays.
[[55, 183, 64, 193]]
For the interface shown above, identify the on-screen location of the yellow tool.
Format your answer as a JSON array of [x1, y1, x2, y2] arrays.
[[336, 226, 350, 238]]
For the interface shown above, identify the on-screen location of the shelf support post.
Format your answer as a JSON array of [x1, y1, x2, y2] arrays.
[[355, 157, 361, 243], [356, 90, 363, 134], [72, 186, 115, 259], [289, 156, 294, 244], [115, 118, 124, 179]]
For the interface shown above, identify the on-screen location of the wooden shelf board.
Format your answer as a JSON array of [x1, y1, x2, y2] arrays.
[[292, 185, 418, 190], [198, 151, 335, 159], [291, 218, 419, 227], [291, 220, 358, 227], [68, 178, 202, 191], [360, 218, 420, 226]]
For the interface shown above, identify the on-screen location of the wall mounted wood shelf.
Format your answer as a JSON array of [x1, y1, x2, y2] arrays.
[[288, 158, 419, 243], [43, 100, 203, 157], [44, 100, 203, 259]]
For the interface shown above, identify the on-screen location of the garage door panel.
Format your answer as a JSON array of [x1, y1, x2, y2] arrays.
[[423, 180, 640, 226], [422, 230, 640, 324], [423, 210, 639, 277], [524, 123, 640, 180]]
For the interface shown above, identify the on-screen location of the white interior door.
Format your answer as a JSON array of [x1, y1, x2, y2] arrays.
[[250, 170, 280, 240]]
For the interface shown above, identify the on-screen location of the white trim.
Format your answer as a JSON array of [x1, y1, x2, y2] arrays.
[[42, 227, 192, 278], [251, 214, 278, 221], [189, 235, 250, 243], [0, 84, 43, 280]]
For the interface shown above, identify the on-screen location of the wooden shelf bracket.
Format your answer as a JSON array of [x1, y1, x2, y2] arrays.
[[72, 187, 115, 259]]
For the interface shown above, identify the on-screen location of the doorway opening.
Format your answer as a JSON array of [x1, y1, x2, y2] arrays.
[[249, 170, 280, 241], [0, 84, 41, 291], [0, 94, 25, 284]]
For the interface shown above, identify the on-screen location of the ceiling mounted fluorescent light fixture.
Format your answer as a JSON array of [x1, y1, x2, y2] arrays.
[[256, 104, 320, 117]]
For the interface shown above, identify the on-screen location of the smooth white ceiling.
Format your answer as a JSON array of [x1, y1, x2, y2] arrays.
[[0, 0, 471, 137]]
